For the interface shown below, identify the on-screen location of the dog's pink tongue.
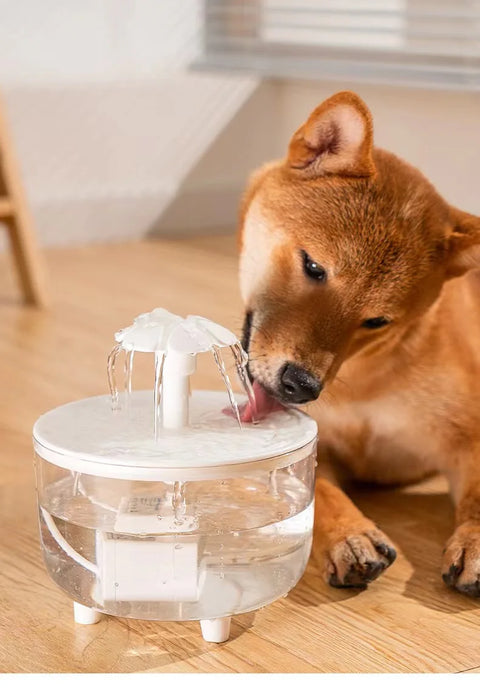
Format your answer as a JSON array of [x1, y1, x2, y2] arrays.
[[239, 380, 285, 423]]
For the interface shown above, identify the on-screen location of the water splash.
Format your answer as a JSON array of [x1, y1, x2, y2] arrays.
[[230, 342, 257, 424], [107, 344, 123, 411], [211, 345, 242, 428], [172, 481, 186, 525], [154, 352, 165, 442]]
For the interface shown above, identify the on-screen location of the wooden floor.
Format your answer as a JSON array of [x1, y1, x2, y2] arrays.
[[1, 235, 480, 674]]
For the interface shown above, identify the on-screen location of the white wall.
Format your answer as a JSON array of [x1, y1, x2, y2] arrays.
[[2, 0, 479, 244], [153, 82, 282, 235], [0, 0, 257, 246], [0, 0, 200, 85]]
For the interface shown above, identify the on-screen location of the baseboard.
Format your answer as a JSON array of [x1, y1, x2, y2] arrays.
[[23, 189, 174, 247], [0, 185, 243, 252]]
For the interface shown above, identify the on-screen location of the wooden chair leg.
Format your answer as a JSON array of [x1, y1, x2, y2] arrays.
[[0, 97, 48, 307], [3, 215, 48, 307]]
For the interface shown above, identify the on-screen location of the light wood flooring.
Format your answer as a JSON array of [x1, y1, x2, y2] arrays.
[[1, 235, 480, 673]]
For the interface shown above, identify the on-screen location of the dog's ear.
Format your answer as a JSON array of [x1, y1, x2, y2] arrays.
[[287, 91, 375, 178], [446, 207, 480, 277]]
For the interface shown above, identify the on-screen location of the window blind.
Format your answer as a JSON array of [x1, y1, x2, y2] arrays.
[[198, 0, 480, 90]]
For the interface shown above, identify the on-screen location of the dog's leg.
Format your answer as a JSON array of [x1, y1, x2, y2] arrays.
[[442, 462, 480, 597], [313, 459, 397, 588]]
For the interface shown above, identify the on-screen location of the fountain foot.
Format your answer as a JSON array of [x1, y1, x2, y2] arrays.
[[73, 602, 102, 625], [200, 616, 231, 643]]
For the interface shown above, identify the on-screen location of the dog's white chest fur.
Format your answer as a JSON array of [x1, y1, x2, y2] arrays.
[[316, 395, 441, 482]]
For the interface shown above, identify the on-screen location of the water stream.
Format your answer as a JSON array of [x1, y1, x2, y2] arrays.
[[153, 352, 165, 442], [211, 345, 242, 428], [124, 350, 135, 411], [230, 342, 257, 424], [107, 344, 123, 411]]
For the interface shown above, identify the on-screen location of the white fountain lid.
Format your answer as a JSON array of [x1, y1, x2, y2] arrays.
[[33, 390, 317, 481]]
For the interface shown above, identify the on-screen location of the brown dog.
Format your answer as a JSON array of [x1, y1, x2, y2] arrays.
[[238, 90, 480, 596]]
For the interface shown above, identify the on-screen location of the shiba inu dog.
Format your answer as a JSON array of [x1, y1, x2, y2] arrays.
[[238, 91, 480, 596]]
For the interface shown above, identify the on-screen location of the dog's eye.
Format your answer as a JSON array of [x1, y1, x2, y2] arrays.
[[362, 317, 390, 329], [301, 250, 327, 282]]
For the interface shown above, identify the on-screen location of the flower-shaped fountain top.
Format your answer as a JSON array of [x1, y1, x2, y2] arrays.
[[108, 308, 255, 434], [114, 307, 239, 354]]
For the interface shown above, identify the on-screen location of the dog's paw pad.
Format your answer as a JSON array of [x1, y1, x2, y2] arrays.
[[372, 539, 397, 564], [442, 559, 464, 588], [327, 529, 396, 589], [442, 522, 480, 598]]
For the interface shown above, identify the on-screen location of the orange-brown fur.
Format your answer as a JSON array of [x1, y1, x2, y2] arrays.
[[239, 91, 480, 594]]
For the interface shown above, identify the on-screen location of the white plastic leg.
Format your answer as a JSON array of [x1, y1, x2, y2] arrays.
[[200, 616, 231, 643], [73, 602, 102, 625]]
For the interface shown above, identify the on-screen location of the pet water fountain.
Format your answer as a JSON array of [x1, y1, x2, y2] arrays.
[[33, 308, 317, 642]]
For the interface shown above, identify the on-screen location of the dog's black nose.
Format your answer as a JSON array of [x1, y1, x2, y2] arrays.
[[279, 363, 323, 404]]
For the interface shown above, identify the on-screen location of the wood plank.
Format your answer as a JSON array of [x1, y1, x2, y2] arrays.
[[0, 237, 480, 673]]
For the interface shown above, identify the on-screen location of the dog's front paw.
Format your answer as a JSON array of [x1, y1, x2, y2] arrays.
[[323, 528, 397, 589], [442, 521, 480, 597]]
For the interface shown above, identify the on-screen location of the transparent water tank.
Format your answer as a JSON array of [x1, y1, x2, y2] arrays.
[[34, 390, 317, 639]]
